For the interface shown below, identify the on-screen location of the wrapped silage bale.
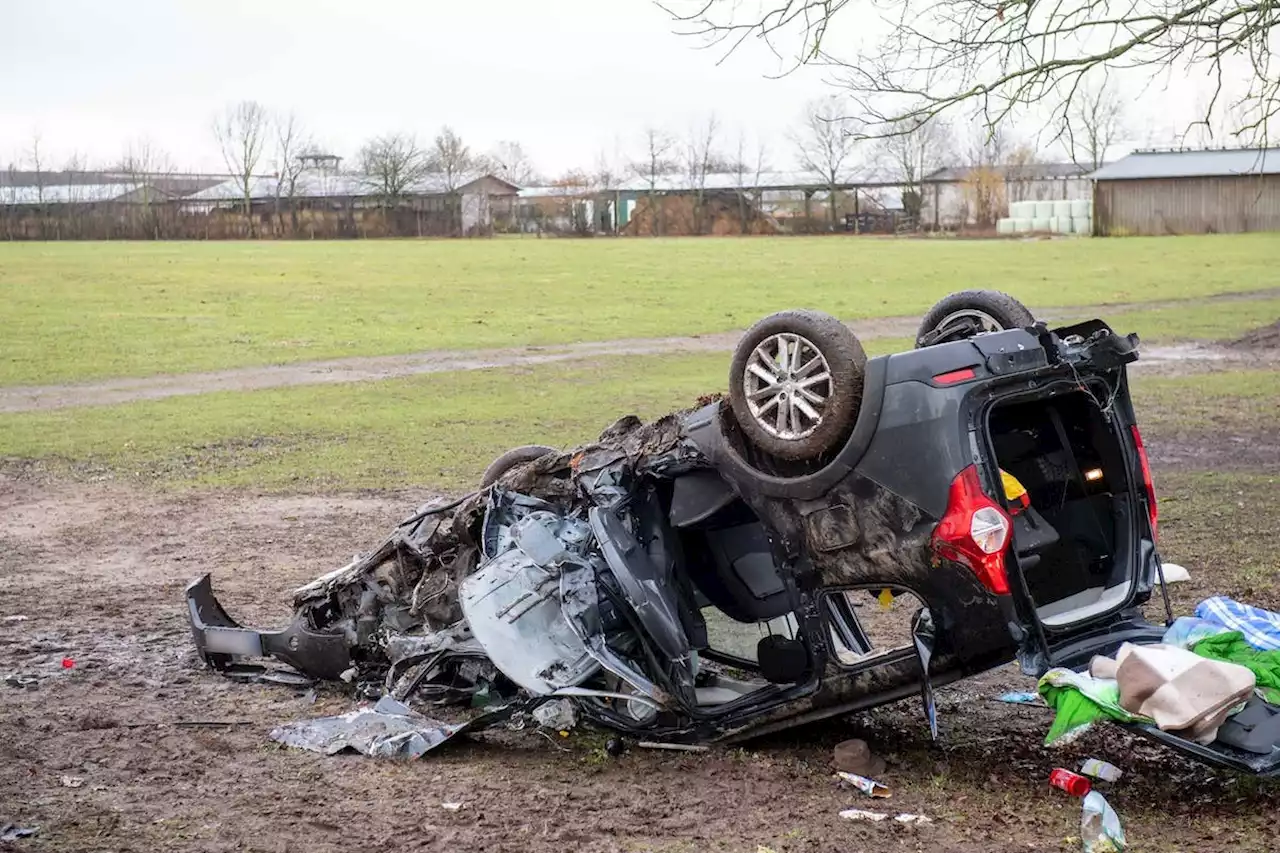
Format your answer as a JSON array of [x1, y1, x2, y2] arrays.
[[997, 218, 1014, 235], [1070, 199, 1091, 219], [1052, 200, 1073, 219], [1071, 217, 1092, 235], [1035, 201, 1055, 219], [1031, 217, 1053, 232], [1012, 201, 1037, 219], [1013, 218, 1033, 233], [1051, 217, 1072, 234]]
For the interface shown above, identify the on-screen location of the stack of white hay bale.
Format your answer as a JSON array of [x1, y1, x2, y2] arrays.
[[996, 199, 1092, 235]]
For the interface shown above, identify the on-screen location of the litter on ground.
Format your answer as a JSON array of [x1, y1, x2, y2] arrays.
[[1079, 759, 1123, 783], [1081, 791, 1126, 852], [270, 695, 478, 759], [0, 824, 38, 842], [836, 770, 891, 798], [839, 809, 932, 825]]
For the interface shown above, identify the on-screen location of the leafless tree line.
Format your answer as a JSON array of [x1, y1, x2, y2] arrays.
[[3, 85, 1140, 240]]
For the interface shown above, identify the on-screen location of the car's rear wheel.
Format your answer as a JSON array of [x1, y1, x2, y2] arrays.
[[915, 290, 1035, 348], [728, 310, 867, 462], [481, 444, 558, 488]]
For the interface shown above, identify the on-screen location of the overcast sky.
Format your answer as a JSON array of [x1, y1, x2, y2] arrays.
[[0, 0, 1213, 177]]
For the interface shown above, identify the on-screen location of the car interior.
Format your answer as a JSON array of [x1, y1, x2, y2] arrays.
[[654, 470, 813, 706], [989, 388, 1136, 627]]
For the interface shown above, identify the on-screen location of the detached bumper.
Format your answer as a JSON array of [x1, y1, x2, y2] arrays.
[[185, 574, 351, 681]]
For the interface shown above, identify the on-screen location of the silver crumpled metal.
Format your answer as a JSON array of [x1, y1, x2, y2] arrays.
[[269, 696, 464, 759]]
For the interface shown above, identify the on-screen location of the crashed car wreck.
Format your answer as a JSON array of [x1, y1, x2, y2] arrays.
[[187, 290, 1280, 774]]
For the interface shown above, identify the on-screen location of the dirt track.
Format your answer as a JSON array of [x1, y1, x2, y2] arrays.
[[3, 424, 1279, 851], [4, 288, 1278, 414]]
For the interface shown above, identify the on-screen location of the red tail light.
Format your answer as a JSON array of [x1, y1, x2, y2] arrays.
[[1131, 425, 1158, 541], [932, 465, 1012, 595]]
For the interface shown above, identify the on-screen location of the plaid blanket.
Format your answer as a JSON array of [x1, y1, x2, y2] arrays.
[[1195, 596, 1280, 652]]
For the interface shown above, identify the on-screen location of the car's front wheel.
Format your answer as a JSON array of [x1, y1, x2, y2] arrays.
[[915, 289, 1035, 348], [480, 444, 558, 488], [728, 310, 867, 462]]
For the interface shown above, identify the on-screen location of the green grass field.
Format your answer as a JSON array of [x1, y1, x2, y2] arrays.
[[1, 346, 1274, 492], [3, 234, 1279, 385]]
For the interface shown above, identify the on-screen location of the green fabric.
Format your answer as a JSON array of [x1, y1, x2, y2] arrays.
[[1192, 631, 1280, 704], [1037, 668, 1148, 745]]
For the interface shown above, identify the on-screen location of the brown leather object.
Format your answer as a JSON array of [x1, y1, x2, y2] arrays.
[[833, 738, 887, 777]]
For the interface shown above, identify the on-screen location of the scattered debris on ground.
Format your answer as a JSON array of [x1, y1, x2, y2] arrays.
[[270, 696, 477, 759], [839, 808, 933, 825], [1079, 758, 1123, 783], [833, 738, 886, 777], [836, 770, 891, 798], [1081, 791, 1126, 851], [0, 824, 38, 842]]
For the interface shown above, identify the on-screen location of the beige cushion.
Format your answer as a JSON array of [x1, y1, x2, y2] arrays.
[[1090, 643, 1255, 743]]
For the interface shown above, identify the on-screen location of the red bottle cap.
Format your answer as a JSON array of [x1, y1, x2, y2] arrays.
[[1049, 767, 1092, 797]]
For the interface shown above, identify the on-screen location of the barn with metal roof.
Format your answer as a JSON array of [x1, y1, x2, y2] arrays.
[[1089, 147, 1280, 236]]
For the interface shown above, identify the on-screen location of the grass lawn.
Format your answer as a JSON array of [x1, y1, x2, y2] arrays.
[[3, 234, 1279, 385], [1103, 294, 1280, 342], [2, 338, 1274, 491]]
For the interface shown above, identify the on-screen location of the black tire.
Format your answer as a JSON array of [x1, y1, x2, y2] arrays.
[[915, 290, 1036, 348], [481, 444, 558, 488], [728, 310, 866, 462]]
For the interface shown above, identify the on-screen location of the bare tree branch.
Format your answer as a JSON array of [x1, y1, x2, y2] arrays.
[[666, 0, 1280, 146], [1062, 78, 1126, 169]]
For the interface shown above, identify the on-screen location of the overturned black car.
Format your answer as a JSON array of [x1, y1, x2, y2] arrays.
[[189, 290, 1269, 773]]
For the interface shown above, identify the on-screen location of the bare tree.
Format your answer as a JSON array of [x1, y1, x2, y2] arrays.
[[428, 127, 477, 234], [790, 96, 861, 230], [272, 112, 311, 235], [630, 127, 678, 236], [963, 125, 1015, 226], [428, 126, 475, 192], [213, 101, 268, 236], [681, 114, 721, 235], [488, 141, 540, 186], [731, 132, 770, 234], [359, 133, 429, 207], [0, 160, 15, 240], [27, 131, 46, 206], [878, 117, 953, 226], [1065, 81, 1126, 171], [118, 139, 176, 239], [666, 0, 1280, 147]]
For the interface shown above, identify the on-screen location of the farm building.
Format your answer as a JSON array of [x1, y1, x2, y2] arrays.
[[920, 163, 1092, 229], [1090, 148, 1280, 236], [185, 169, 520, 238], [602, 170, 907, 236], [0, 170, 228, 239], [542, 165, 1091, 236]]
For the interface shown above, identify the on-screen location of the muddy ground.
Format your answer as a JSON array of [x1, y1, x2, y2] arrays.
[[3, 391, 1280, 851]]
